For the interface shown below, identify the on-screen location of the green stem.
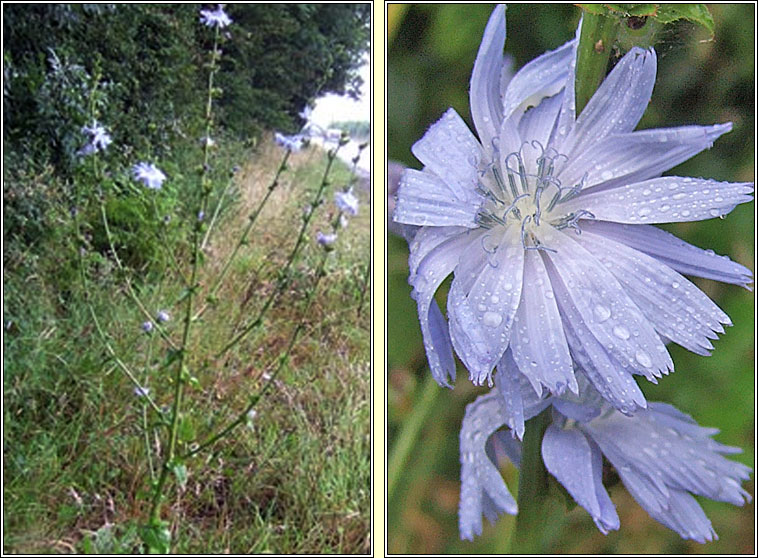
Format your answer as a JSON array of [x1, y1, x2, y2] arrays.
[[575, 11, 619, 116], [99, 204, 178, 352], [184, 246, 331, 460], [194, 149, 291, 321], [216, 144, 342, 358], [510, 408, 552, 554], [387, 372, 440, 503], [147, 27, 221, 531]]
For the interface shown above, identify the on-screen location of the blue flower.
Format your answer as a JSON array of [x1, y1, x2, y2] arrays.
[[392, 5, 753, 414], [335, 189, 360, 216], [458, 380, 752, 543], [316, 231, 337, 247], [132, 162, 167, 190], [199, 4, 232, 28], [274, 132, 305, 153], [79, 121, 112, 156]]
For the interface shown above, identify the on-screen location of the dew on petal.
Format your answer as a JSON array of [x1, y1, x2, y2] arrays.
[[593, 304, 611, 323], [482, 311, 503, 328], [635, 349, 653, 368], [613, 325, 631, 340]]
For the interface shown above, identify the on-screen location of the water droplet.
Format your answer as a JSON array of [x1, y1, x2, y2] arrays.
[[672, 281, 680, 289], [672, 192, 686, 200], [613, 325, 631, 340], [638, 207, 652, 217], [659, 204, 670, 212], [490, 295, 500, 304], [601, 170, 613, 181], [593, 304, 611, 322], [482, 311, 503, 328], [681, 209, 691, 217], [635, 350, 652, 368]]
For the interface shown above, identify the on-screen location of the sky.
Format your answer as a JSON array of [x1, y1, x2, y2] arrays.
[[310, 58, 370, 129]]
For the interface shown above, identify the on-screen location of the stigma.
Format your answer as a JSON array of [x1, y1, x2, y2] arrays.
[[474, 140, 592, 251]]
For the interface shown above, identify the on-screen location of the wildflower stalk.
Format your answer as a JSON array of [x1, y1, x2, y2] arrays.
[[509, 13, 618, 551], [185, 217, 336, 459], [147, 25, 222, 536], [99, 204, 178, 351], [74, 99, 166, 420], [575, 11, 619, 116], [151, 197, 190, 286], [216, 143, 343, 358], [200, 173, 234, 250], [76, 207, 165, 419], [510, 408, 552, 553], [194, 149, 292, 321]]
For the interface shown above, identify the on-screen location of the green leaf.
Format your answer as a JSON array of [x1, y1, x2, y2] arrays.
[[577, 4, 656, 16], [140, 520, 171, 554], [578, 4, 714, 37], [655, 4, 714, 36], [170, 461, 188, 490], [178, 415, 196, 442]]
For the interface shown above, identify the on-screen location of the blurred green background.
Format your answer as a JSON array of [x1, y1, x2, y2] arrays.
[[387, 3, 754, 554]]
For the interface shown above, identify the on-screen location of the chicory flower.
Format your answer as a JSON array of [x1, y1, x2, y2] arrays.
[[393, 5, 753, 415], [132, 162, 167, 190], [79, 121, 112, 156], [274, 132, 305, 153], [200, 4, 232, 28], [335, 189, 360, 216], [459, 380, 752, 543]]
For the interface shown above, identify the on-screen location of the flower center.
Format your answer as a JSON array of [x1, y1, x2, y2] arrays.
[[473, 140, 594, 251]]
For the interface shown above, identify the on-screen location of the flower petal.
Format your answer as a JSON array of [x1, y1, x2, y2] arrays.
[[411, 108, 483, 203], [562, 47, 656, 158], [583, 406, 753, 516], [459, 391, 517, 540], [495, 353, 526, 439], [517, 92, 563, 171], [459, 225, 525, 381], [494, 350, 553, 439], [563, 177, 753, 224], [470, 4, 507, 151], [408, 226, 469, 283], [411, 230, 473, 386], [542, 424, 620, 534], [579, 221, 753, 288], [394, 168, 480, 227], [548, 19, 581, 153], [448, 278, 497, 384], [503, 36, 577, 124], [509, 249, 576, 396], [576, 230, 732, 355], [557, 123, 732, 193], [541, 228, 672, 379], [425, 299, 457, 387]]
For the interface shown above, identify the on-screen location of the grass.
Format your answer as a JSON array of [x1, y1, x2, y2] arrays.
[[3, 136, 370, 554]]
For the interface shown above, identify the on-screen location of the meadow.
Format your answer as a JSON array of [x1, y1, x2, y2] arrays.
[[3, 5, 371, 553], [4, 135, 371, 554]]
